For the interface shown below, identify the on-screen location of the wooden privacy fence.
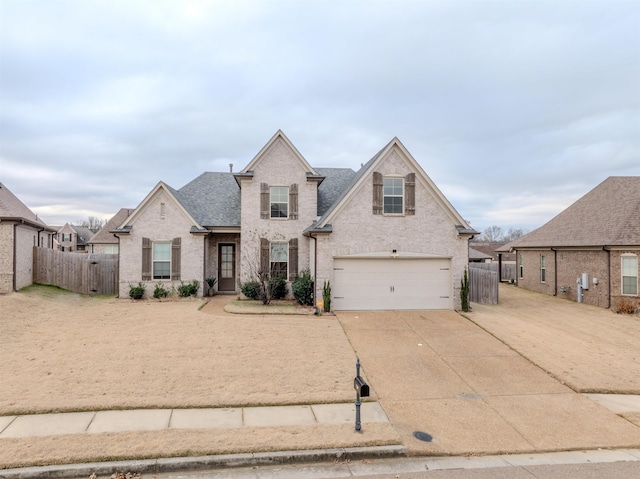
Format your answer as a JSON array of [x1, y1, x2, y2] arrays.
[[469, 265, 499, 304], [33, 247, 118, 295], [469, 262, 516, 282]]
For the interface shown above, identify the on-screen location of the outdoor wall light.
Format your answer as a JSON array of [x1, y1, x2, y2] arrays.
[[391, 249, 398, 259]]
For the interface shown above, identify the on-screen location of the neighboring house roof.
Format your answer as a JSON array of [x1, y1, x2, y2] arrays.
[[59, 225, 96, 245], [88, 208, 134, 244], [471, 242, 516, 260], [0, 182, 54, 230], [504, 176, 640, 249], [469, 247, 493, 261]]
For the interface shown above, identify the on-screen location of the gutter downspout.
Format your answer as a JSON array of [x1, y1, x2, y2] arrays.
[[113, 233, 121, 297], [606, 247, 611, 309], [13, 223, 18, 292], [311, 234, 318, 314], [551, 248, 557, 296]]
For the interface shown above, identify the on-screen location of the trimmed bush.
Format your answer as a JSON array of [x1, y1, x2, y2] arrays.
[[292, 269, 314, 306], [177, 280, 200, 297], [269, 275, 287, 300], [128, 283, 145, 300], [240, 280, 261, 300], [153, 282, 170, 299]]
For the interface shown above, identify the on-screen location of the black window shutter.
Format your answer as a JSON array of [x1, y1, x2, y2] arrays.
[[373, 172, 383, 215]]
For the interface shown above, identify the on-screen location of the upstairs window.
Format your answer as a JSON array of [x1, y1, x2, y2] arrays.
[[153, 242, 171, 279], [383, 177, 404, 214], [270, 186, 289, 218], [622, 255, 638, 295]]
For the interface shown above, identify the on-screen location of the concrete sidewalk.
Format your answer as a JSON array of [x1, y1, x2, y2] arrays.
[[0, 402, 389, 438]]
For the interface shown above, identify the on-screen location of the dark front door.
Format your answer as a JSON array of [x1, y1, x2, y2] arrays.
[[218, 244, 236, 292]]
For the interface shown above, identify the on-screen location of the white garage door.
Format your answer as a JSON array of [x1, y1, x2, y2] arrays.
[[332, 258, 452, 310]]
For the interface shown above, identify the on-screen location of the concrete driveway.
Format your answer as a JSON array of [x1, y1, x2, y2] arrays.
[[337, 308, 640, 456]]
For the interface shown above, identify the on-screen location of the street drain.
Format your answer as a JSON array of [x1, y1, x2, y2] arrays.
[[412, 431, 433, 442]]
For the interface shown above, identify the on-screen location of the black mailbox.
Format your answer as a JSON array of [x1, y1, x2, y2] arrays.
[[354, 376, 370, 397]]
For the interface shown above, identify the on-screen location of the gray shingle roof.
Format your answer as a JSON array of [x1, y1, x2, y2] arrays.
[[316, 168, 357, 216], [506, 176, 640, 248], [178, 172, 241, 227], [89, 208, 134, 244]]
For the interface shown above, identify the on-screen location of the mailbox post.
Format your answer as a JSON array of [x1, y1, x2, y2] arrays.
[[354, 357, 370, 432]]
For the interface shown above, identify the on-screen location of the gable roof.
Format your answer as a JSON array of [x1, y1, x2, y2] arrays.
[[88, 208, 134, 244], [313, 137, 475, 234], [0, 182, 54, 230], [69, 225, 97, 245], [240, 130, 319, 176], [469, 247, 493, 260], [115, 182, 205, 233], [505, 176, 640, 249]]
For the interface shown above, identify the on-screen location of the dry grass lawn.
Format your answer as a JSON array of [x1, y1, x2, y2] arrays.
[[0, 286, 403, 468], [0, 286, 355, 416]]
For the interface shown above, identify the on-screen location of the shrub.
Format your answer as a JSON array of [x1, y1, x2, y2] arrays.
[[177, 280, 200, 297], [240, 280, 261, 300], [128, 282, 145, 300], [460, 268, 470, 312], [269, 274, 287, 300], [617, 298, 639, 314], [292, 269, 314, 306], [153, 282, 170, 299], [322, 280, 331, 312]]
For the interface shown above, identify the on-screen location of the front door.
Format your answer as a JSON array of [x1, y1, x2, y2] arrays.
[[218, 244, 236, 292]]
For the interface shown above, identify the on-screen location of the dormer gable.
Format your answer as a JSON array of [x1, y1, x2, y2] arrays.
[[239, 130, 319, 177]]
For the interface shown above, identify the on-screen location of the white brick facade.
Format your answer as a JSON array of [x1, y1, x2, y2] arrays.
[[117, 188, 205, 298]]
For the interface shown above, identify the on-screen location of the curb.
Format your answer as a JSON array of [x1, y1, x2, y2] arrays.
[[0, 445, 407, 479]]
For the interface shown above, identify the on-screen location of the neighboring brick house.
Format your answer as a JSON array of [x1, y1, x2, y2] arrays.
[[87, 208, 133, 254], [499, 177, 640, 312], [114, 130, 477, 309], [56, 224, 97, 252], [0, 182, 56, 293]]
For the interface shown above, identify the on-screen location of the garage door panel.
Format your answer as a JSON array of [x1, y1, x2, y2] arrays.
[[333, 258, 452, 310]]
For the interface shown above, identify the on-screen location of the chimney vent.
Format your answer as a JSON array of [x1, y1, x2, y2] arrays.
[[229, 163, 233, 173]]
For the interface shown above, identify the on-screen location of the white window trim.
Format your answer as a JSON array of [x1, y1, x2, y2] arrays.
[[270, 186, 289, 219], [519, 254, 524, 278], [383, 176, 404, 216], [621, 254, 638, 296], [540, 254, 546, 283], [152, 241, 171, 280]]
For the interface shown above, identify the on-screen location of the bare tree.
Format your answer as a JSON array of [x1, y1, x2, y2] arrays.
[[503, 227, 527, 242], [482, 225, 503, 243], [78, 216, 106, 231]]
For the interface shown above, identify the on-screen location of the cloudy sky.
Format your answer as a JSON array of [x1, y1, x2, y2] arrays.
[[1, 0, 638, 234]]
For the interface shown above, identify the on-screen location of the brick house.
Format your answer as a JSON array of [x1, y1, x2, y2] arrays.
[[0, 182, 56, 293], [114, 131, 477, 309], [56, 223, 97, 252], [499, 177, 640, 312]]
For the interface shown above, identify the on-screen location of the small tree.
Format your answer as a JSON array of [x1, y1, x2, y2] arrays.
[[322, 280, 331, 313], [460, 268, 470, 312]]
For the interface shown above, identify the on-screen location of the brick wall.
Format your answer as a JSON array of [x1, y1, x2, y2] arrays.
[[239, 138, 315, 289], [610, 249, 640, 313], [0, 223, 14, 293], [118, 188, 205, 298], [315, 147, 469, 310]]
